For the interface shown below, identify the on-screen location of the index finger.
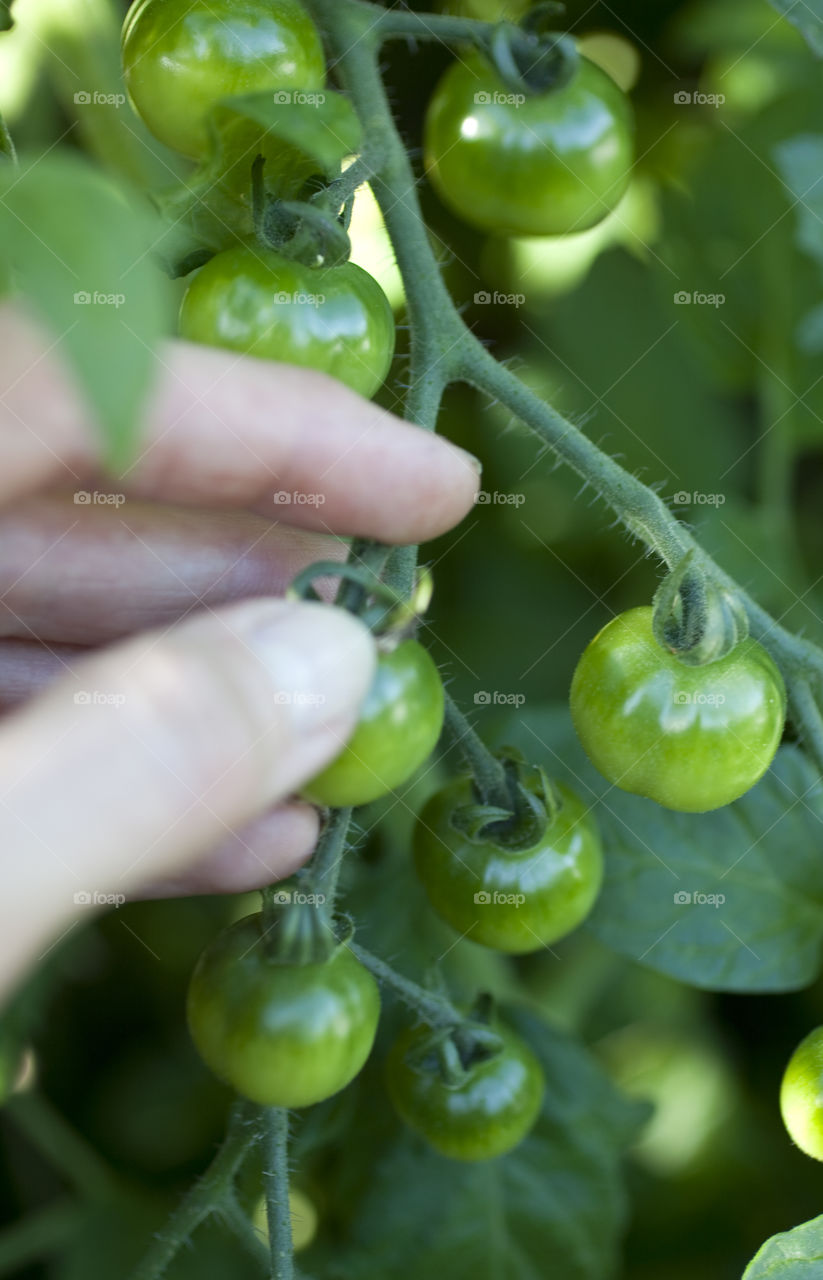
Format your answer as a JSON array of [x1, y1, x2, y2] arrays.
[[0, 303, 481, 544]]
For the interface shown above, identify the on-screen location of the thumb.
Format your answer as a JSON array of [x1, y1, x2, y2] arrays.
[[0, 600, 375, 994]]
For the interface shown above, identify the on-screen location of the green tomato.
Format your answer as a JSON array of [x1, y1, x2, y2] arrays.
[[423, 49, 634, 236], [186, 914, 380, 1107], [178, 245, 396, 399], [121, 0, 326, 159], [386, 1022, 544, 1161], [302, 639, 444, 808], [781, 1027, 823, 1160], [414, 776, 603, 953], [569, 606, 786, 813]]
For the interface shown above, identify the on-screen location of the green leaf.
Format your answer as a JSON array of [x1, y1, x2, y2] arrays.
[[501, 707, 823, 993], [0, 151, 172, 467], [317, 1010, 645, 1280], [767, 1, 823, 56], [743, 1214, 823, 1276], [0, 0, 11, 32], [211, 88, 361, 173]]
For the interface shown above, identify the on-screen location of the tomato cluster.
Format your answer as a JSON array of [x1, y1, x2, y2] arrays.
[[122, 0, 396, 394]]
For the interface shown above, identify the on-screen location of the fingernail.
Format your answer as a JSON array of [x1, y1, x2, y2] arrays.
[[450, 444, 483, 476], [242, 601, 376, 736]]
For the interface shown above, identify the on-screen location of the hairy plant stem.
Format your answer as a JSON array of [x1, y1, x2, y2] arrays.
[[263, 1108, 295, 1280], [303, 805, 353, 919], [303, 0, 823, 774], [349, 942, 463, 1028], [443, 692, 512, 808], [128, 1100, 258, 1280]]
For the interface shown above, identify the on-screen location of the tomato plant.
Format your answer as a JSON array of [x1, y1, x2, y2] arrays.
[[386, 1021, 545, 1161], [6, 0, 823, 1277], [424, 49, 634, 236], [570, 606, 786, 812], [414, 773, 603, 952]]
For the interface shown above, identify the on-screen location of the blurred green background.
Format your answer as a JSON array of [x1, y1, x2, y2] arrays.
[[3, 0, 823, 1276]]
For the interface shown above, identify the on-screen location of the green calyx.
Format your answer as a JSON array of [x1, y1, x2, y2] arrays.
[[486, 17, 580, 96], [449, 751, 563, 853], [404, 998, 506, 1086], [259, 881, 345, 965], [652, 550, 750, 667]]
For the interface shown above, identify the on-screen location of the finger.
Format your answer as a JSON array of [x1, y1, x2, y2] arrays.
[[0, 599, 375, 995], [136, 803, 320, 898], [0, 496, 346, 644], [0, 303, 481, 543], [0, 639, 87, 711]]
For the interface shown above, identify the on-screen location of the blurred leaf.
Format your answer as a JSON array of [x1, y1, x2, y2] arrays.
[[0, 150, 171, 467], [0, 0, 10, 31], [317, 1010, 645, 1280], [211, 90, 361, 174], [767, 1, 823, 56], [743, 1214, 823, 1276], [502, 707, 823, 992]]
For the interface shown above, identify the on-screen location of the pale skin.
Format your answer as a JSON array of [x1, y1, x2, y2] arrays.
[[0, 302, 480, 996]]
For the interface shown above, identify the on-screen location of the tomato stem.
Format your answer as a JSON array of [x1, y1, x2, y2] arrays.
[[128, 1099, 260, 1280], [263, 1107, 295, 1280], [443, 693, 514, 812], [348, 942, 463, 1030], [303, 805, 354, 923]]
